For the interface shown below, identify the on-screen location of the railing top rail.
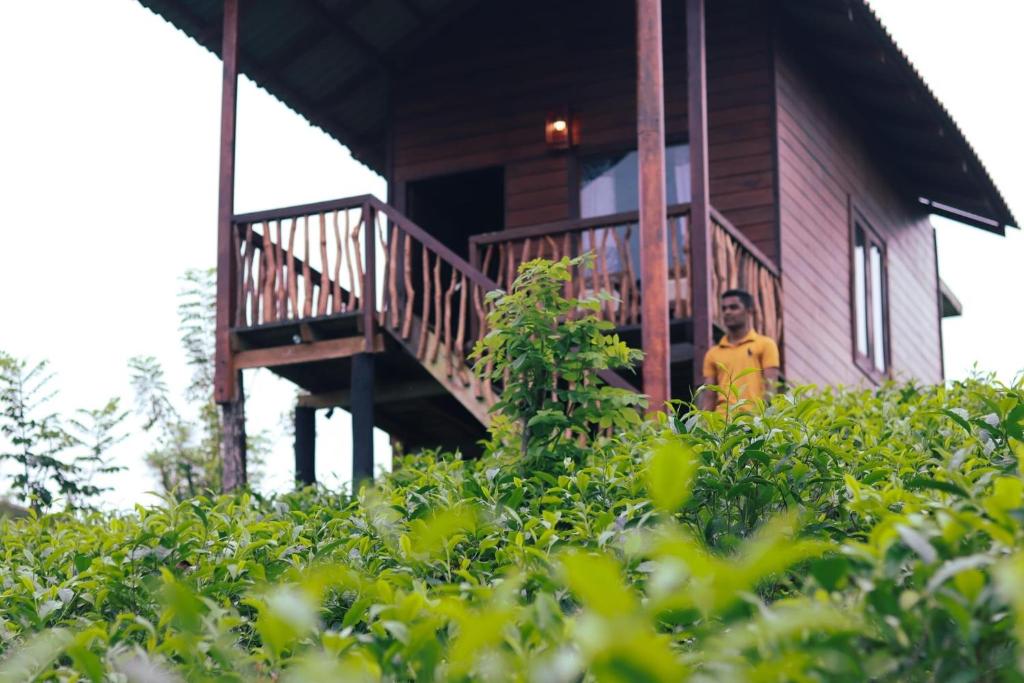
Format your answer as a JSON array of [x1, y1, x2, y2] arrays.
[[233, 195, 779, 284], [233, 194, 377, 225], [469, 203, 692, 247], [709, 207, 780, 278], [366, 197, 501, 293]]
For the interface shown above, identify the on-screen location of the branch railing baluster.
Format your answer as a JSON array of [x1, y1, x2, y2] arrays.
[[709, 209, 783, 347]]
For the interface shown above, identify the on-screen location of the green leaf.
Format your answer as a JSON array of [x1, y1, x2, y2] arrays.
[[938, 408, 972, 433], [1005, 403, 1024, 440], [810, 556, 849, 592], [561, 551, 637, 617], [73, 553, 93, 573], [953, 569, 986, 604], [905, 476, 968, 498], [645, 439, 697, 513], [986, 476, 1024, 513], [159, 568, 204, 634], [342, 596, 373, 629], [408, 507, 476, 559], [66, 642, 104, 683]]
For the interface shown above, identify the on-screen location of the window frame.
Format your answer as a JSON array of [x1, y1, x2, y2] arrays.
[[848, 201, 891, 383]]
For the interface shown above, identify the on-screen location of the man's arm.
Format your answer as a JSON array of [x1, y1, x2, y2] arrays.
[[698, 350, 718, 411], [761, 338, 781, 399], [698, 375, 718, 411]]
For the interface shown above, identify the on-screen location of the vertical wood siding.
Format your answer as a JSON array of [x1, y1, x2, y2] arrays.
[[392, 0, 777, 258], [774, 43, 942, 386]]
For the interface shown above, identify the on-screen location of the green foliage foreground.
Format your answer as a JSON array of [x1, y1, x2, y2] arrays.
[[1, 258, 1023, 681], [0, 381, 1021, 681]]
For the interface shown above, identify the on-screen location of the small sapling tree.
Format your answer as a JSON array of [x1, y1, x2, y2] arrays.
[[472, 255, 645, 470], [130, 268, 266, 498], [0, 352, 125, 511]]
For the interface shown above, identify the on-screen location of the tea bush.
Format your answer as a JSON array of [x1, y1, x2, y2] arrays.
[[2, 381, 1022, 681], [1, 259, 1023, 681]]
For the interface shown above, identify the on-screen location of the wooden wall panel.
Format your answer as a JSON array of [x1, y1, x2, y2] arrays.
[[392, 0, 778, 257], [774, 43, 942, 386]]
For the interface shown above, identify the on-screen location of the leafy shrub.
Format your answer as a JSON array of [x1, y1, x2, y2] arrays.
[[1, 261, 1023, 681], [129, 269, 270, 499], [472, 255, 644, 470]]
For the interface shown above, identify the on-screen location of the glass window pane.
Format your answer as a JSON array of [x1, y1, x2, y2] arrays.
[[580, 151, 638, 218], [870, 244, 886, 371], [579, 144, 690, 218], [665, 143, 691, 205], [854, 226, 868, 357]]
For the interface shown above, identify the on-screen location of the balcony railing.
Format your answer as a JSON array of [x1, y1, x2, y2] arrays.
[[470, 204, 783, 345], [709, 208, 783, 345], [470, 204, 693, 327], [233, 197, 368, 328]]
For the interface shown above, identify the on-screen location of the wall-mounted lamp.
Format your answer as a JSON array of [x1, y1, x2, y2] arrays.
[[545, 110, 574, 150]]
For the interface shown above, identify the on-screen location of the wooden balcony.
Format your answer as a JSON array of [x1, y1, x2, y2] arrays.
[[226, 195, 782, 453]]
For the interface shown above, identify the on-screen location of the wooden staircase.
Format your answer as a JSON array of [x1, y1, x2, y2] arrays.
[[230, 196, 502, 455]]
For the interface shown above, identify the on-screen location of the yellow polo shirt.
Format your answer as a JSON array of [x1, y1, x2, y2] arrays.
[[702, 329, 780, 406]]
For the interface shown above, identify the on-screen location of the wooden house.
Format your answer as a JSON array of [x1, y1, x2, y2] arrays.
[[137, 0, 1016, 487]]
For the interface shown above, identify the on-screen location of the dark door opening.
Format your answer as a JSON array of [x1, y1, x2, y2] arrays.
[[406, 167, 504, 261]]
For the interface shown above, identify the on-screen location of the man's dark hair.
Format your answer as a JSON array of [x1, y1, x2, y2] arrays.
[[721, 288, 754, 310]]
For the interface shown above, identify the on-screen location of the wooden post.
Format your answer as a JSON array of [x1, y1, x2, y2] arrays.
[[215, 0, 246, 491], [294, 406, 316, 487], [351, 353, 375, 488], [687, 0, 714, 382], [351, 200, 377, 489], [637, 0, 671, 412], [215, 0, 240, 403], [362, 202, 377, 348]]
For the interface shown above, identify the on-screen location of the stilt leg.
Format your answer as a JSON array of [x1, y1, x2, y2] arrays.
[[351, 353, 375, 488], [221, 371, 247, 491], [294, 406, 316, 487]]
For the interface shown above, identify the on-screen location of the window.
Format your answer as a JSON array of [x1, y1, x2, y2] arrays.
[[851, 211, 888, 379], [579, 143, 690, 218]]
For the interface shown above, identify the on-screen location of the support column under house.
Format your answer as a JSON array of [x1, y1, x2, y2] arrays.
[[215, 0, 246, 491], [351, 352, 375, 487], [294, 406, 316, 487]]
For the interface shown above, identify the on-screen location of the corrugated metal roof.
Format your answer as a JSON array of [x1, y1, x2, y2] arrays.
[[135, 0, 1015, 231], [780, 0, 1016, 232]]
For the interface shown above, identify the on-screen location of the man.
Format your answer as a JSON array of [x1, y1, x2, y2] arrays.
[[699, 289, 780, 411]]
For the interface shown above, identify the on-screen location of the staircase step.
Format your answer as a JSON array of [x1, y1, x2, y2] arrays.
[[383, 321, 493, 428]]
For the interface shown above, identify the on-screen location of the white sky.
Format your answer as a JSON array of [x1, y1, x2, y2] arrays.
[[0, 0, 1021, 508]]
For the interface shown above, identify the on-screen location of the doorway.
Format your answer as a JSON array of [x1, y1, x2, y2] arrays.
[[405, 166, 504, 260]]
